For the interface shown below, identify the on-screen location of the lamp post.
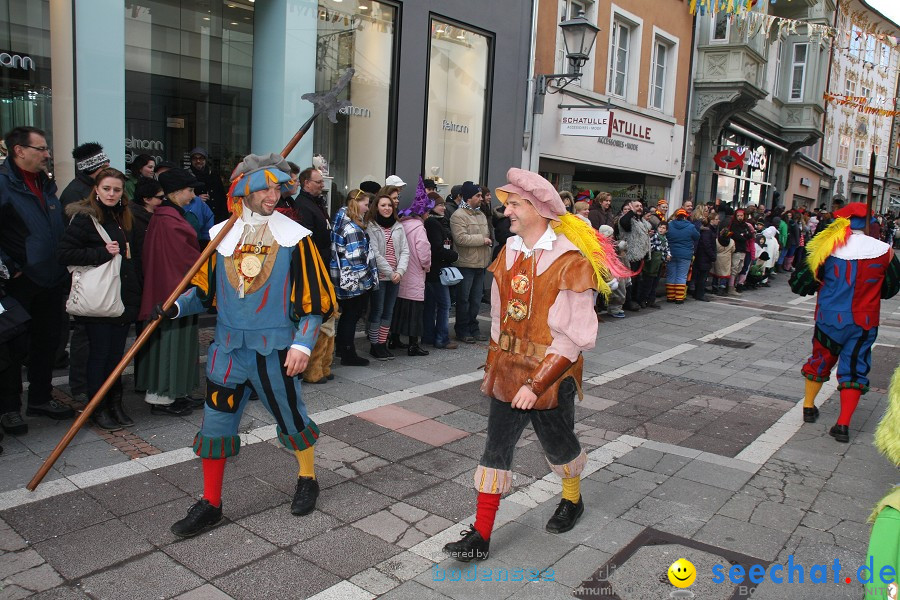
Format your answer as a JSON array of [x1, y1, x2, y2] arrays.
[[527, 12, 600, 171]]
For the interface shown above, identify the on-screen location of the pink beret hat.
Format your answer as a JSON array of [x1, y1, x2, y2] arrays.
[[494, 168, 566, 220]]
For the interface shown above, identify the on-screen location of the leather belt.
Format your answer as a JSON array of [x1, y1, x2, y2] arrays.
[[493, 331, 548, 359]]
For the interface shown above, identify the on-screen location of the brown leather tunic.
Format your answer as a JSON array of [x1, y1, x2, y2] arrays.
[[481, 245, 597, 409]]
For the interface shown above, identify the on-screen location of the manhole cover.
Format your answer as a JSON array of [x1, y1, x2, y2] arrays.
[[575, 528, 768, 600], [761, 313, 808, 323], [706, 338, 753, 349]]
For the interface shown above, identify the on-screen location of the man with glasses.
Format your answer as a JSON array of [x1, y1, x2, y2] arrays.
[[0, 126, 74, 437], [293, 167, 335, 384]]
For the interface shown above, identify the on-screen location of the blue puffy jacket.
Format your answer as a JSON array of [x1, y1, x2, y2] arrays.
[[666, 218, 700, 261], [0, 160, 68, 288]]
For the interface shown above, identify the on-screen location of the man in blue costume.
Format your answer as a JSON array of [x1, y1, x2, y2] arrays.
[[159, 153, 336, 537]]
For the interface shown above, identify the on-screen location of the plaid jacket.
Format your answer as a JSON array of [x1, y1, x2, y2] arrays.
[[329, 207, 378, 299]]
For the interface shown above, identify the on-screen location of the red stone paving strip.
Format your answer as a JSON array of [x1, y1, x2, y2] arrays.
[[50, 388, 163, 459]]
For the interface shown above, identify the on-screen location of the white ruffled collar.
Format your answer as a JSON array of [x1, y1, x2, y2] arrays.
[[211, 209, 311, 257]]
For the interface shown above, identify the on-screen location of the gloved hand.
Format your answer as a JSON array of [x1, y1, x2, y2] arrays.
[[153, 302, 179, 320]]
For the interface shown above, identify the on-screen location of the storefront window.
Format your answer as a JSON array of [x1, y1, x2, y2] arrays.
[[0, 0, 52, 141], [713, 130, 771, 208], [124, 0, 254, 175], [313, 0, 397, 208], [424, 18, 490, 187]]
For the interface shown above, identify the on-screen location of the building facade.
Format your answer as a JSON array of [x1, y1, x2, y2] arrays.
[[688, 1, 834, 211], [1, 0, 533, 211], [821, 0, 899, 212], [526, 0, 694, 212]]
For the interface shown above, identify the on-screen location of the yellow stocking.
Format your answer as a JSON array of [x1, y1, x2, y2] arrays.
[[804, 379, 824, 409], [295, 446, 315, 479], [561, 476, 581, 503]]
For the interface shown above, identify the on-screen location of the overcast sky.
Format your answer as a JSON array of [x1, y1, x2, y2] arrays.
[[866, 0, 900, 28]]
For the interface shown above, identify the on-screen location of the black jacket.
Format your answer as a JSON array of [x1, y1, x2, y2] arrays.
[[293, 189, 332, 266], [424, 214, 458, 283], [695, 225, 718, 271], [59, 171, 95, 208], [57, 202, 141, 323], [188, 165, 228, 223], [130, 203, 153, 285], [492, 206, 512, 259]]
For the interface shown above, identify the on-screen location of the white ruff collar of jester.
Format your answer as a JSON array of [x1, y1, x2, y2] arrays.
[[211, 210, 311, 257]]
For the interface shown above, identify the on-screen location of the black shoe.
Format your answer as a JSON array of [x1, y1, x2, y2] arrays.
[[0, 412, 28, 435], [388, 336, 409, 350], [369, 344, 391, 361], [695, 296, 710, 302], [545, 497, 584, 534], [474, 333, 489, 342], [183, 396, 206, 409], [623, 301, 641, 312], [443, 526, 490, 562], [408, 345, 430, 357], [91, 409, 123, 432], [829, 424, 849, 443], [340, 346, 370, 367], [291, 476, 320, 516], [150, 398, 193, 416], [54, 351, 69, 370], [326, 374, 335, 380], [26, 400, 75, 420], [646, 302, 662, 309], [803, 406, 819, 423], [171, 499, 224, 538], [110, 392, 135, 427]]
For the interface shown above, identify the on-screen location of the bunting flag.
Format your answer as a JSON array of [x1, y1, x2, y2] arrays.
[[689, 2, 900, 54], [824, 93, 900, 117]]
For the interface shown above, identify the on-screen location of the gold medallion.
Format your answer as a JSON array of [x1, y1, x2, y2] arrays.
[[240, 254, 262, 278], [511, 273, 530, 295], [506, 299, 528, 322]]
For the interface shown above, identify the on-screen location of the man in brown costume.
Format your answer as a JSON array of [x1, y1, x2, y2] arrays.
[[444, 168, 611, 561]]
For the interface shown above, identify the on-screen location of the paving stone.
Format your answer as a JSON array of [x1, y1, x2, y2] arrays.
[[379, 581, 453, 600], [435, 409, 489, 434], [2, 562, 62, 594], [163, 523, 276, 579], [0, 548, 44, 580], [0, 492, 114, 544], [294, 525, 401, 579], [810, 490, 875, 524], [649, 477, 733, 514], [376, 550, 436, 583], [428, 382, 485, 409], [318, 480, 395, 522], [0, 521, 27, 553], [716, 493, 761, 521], [216, 475, 291, 521], [319, 416, 391, 445], [351, 567, 401, 596], [80, 552, 204, 600], [549, 544, 611, 589], [173, 584, 236, 600], [396, 396, 460, 419], [694, 515, 793, 561], [674, 460, 754, 491], [748, 500, 806, 532], [405, 480, 478, 522], [0, 585, 32, 600], [402, 448, 477, 479], [84, 471, 186, 517], [356, 431, 433, 462], [581, 519, 646, 555], [237, 504, 342, 546], [34, 519, 153, 579], [629, 422, 694, 445], [416, 555, 533, 600], [442, 433, 487, 459], [354, 463, 444, 501], [214, 551, 340, 600]]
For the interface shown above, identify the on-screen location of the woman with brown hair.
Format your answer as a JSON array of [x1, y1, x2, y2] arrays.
[[57, 168, 142, 430], [330, 189, 378, 366], [365, 193, 408, 360]]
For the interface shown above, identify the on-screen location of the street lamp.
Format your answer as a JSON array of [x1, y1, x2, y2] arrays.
[[526, 12, 600, 170], [538, 12, 600, 95]]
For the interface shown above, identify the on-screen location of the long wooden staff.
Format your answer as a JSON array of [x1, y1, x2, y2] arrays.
[[28, 69, 354, 491]]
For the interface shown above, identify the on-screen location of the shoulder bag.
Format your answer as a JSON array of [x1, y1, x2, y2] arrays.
[[65, 216, 125, 318]]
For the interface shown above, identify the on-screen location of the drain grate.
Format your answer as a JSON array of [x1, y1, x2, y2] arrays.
[[706, 338, 753, 349], [574, 528, 769, 600]]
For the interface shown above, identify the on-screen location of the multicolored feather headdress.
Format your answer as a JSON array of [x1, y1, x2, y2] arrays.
[[226, 153, 295, 217]]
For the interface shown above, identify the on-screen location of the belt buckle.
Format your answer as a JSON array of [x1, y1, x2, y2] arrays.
[[525, 341, 537, 357], [498, 332, 512, 352]]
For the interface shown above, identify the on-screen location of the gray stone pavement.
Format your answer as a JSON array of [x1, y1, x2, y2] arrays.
[[1, 275, 899, 599]]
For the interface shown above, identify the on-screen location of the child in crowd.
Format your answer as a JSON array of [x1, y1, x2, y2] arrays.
[[642, 223, 670, 308], [713, 228, 735, 295], [599, 225, 627, 318]]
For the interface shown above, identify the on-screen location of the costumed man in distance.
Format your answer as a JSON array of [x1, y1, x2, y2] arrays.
[[791, 202, 900, 443], [156, 153, 336, 537], [443, 168, 628, 561]]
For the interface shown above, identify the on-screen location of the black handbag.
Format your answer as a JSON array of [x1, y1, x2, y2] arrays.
[[0, 295, 30, 344]]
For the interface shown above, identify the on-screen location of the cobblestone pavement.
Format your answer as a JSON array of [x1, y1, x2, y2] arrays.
[[1, 275, 899, 599]]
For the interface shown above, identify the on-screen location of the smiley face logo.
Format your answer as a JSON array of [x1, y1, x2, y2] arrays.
[[668, 558, 696, 588]]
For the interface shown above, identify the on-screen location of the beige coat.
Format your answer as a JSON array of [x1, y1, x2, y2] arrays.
[[450, 207, 491, 268], [713, 237, 735, 277]]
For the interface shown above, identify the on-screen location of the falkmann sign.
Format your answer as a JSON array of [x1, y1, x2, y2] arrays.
[[560, 110, 613, 137]]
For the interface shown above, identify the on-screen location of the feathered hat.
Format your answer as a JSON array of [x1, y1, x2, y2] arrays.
[[802, 203, 872, 281], [226, 153, 294, 216]]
